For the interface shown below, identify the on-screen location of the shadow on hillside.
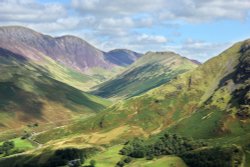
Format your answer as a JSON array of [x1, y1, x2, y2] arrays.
[[0, 47, 27, 62], [0, 81, 44, 119]]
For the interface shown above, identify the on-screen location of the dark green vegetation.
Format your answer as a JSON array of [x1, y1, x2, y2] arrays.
[[119, 133, 207, 159], [0, 147, 98, 167], [92, 52, 198, 99], [116, 133, 243, 167], [0, 141, 14, 156], [182, 146, 243, 167], [0, 138, 33, 157]]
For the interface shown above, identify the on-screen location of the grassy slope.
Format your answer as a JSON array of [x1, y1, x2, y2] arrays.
[[86, 145, 123, 167], [0, 138, 34, 151], [27, 53, 125, 92], [129, 156, 187, 167], [0, 48, 110, 131], [85, 145, 187, 167], [33, 40, 249, 146], [39, 56, 99, 91], [86, 39, 250, 138], [92, 52, 198, 99]]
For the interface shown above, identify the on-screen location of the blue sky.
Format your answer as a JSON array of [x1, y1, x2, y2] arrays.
[[1, 0, 250, 62]]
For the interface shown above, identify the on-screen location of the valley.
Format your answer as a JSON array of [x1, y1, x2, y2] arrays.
[[0, 26, 249, 167]]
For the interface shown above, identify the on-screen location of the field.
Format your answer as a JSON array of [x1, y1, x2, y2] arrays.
[[0, 138, 34, 151], [129, 156, 187, 167], [84, 145, 187, 167]]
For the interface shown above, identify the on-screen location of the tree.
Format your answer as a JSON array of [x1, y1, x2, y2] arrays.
[[90, 160, 96, 167], [2, 141, 15, 155], [116, 161, 125, 167], [124, 156, 132, 163]]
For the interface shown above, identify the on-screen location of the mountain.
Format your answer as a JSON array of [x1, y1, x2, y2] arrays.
[[91, 51, 198, 99], [0, 48, 110, 131], [90, 39, 250, 140], [0, 26, 111, 71], [105, 49, 142, 66], [0, 26, 141, 89], [0, 39, 249, 167]]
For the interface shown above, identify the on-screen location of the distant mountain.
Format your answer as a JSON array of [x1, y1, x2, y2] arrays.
[[105, 49, 142, 66], [188, 59, 202, 65], [0, 26, 141, 89], [0, 48, 110, 131], [0, 26, 110, 71], [92, 51, 198, 99]]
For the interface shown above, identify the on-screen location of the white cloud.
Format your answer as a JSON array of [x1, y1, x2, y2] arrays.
[[165, 39, 233, 62], [137, 34, 168, 44], [0, 0, 66, 22], [0, 0, 249, 61], [71, 0, 165, 15], [71, 0, 250, 22]]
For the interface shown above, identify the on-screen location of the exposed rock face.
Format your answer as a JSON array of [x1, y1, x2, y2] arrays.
[[0, 26, 141, 72]]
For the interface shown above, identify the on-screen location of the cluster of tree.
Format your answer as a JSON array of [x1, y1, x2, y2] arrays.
[[47, 148, 86, 167], [181, 145, 243, 167], [120, 138, 147, 158], [47, 148, 98, 167], [120, 133, 207, 159], [118, 132, 244, 167], [0, 141, 15, 156], [16, 147, 98, 167], [89, 159, 96, 167], [147, 133, 207, 157], [115, 156, 132, 167]]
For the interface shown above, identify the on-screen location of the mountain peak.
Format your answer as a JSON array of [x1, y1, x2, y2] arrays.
[[0, 25, 38, 32], [56, 35, 87, 43], [0, 25, 44, 38]]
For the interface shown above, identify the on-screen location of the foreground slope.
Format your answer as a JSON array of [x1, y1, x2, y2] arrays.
[[0, 48, 110, 131], [92, 52, 198, 99]]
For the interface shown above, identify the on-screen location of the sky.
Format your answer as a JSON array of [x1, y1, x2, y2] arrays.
[[0, 0, 250, 62]]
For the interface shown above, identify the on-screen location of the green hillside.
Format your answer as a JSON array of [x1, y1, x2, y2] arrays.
[[92, 52, 198, 99], [32, 39, 249, 145], [29, 51, 125, 92], [86, 39, 250, 137], [0, 48, 110, 131], [0, 39, 249, 167]]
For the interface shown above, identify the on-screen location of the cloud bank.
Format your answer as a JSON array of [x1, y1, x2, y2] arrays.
[[0, 0, 250, 61]]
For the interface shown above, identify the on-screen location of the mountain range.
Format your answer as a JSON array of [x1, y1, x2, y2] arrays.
[[0, 26, 249, 167], [0, 26, 142, 89]]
